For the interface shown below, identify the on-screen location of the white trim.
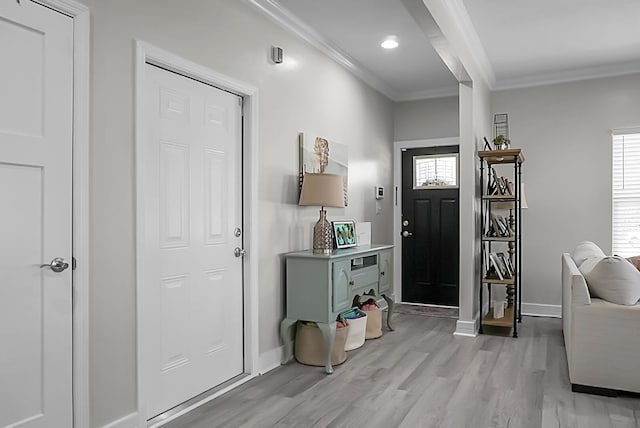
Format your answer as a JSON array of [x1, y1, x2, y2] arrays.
[[612, 127, 640, 136], [398, 85, 459, 102], [135, 41, 260, 427], [493, 60, 640, 92], [521, 303, 562, 318], [258, 346, 284, 375], [441, 0, 496, 88], [392, 137, 459, 304], [31, 1, 91, 427], [244, 0, 399, 101], [101, 412, 139, 428], [453, 318, 478, 337]]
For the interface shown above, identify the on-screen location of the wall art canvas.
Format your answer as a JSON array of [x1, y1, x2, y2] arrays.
[[298, 132, 348, 205]]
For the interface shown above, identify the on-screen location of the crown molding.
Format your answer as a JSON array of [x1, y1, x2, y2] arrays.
[[396, 84, 459, 102], [439, 0, 495, 88], [494, 60, 640, 91], [245, 0, 401, 100]]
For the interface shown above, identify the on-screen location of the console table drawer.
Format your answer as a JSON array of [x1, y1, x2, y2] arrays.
[[350, 266, 378, 293]]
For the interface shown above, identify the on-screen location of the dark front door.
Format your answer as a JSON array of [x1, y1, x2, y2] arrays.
[[401, 146, 459, 306]]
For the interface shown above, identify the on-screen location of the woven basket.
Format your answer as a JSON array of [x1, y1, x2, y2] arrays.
[[344, 314, 367, 351], [294, 322, 348, 366], [363, 308, 382, 339]]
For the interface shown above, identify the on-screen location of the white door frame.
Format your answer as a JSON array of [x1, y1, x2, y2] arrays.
[[392, 137, 460, 305], [25, 1, 91, 427], [134, 41, 260, 427]]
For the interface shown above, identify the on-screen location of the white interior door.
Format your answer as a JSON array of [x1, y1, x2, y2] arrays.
[[142, 64, 244, 419], [0, 2, 73, 428]]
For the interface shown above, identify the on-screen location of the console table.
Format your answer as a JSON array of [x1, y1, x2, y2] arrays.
[[280, 244, 394, 374]]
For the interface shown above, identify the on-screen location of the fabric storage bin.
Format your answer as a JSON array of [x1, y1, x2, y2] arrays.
[[344, 313, 367, 351], [363, 308, 382, 339], [294, 322, 348, 366]]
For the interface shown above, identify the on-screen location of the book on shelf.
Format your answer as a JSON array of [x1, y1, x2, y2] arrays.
[[491, 169, 501, 195], [486, 252, 512, 280], [490, 213, 511, 237], [488, 253, 504, 280], [487, 168, 498, 195], [483, 242, 490, 269], [506, 180, 515, 196], [483, 207, 491, 236], [496, 252, 513, 278], [503, 254, 515, 276], [497, 175, 509, 195]]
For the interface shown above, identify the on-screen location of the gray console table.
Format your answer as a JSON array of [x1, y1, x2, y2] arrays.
[[280, 244, 394, 374]]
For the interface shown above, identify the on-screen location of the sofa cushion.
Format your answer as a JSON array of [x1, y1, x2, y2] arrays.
[[583, 256, 640, 305], [572, 241, 606, 267]]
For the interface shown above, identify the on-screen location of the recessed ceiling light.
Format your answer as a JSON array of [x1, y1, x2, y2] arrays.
[[381, 36, 398, 49]]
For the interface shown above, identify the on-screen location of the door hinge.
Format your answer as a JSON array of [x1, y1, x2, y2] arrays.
[[72, 257, 77, 271]]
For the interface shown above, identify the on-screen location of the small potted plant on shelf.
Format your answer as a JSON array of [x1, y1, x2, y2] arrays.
[[493, 135, 510, 150]]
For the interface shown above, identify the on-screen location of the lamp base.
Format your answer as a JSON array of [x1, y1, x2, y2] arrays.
[[312, 208, 333, 254]]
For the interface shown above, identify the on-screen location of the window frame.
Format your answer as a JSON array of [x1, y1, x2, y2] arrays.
[[412, 153, 459, 190], [612, 129, 640, 257]]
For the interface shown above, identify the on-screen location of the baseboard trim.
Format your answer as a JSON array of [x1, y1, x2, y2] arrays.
[[259, 346, 284, 374], [521, 303, 562, 318], [102, 412, 138, 428], [453, 318, 478, 337]]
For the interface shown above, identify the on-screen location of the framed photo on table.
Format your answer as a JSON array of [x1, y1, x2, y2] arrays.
[[332, 221, 357, 249]]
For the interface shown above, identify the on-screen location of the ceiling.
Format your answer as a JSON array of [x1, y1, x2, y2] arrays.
[[253, 0, 640, 101]]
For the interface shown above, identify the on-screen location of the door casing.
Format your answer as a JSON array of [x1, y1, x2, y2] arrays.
[[393, 137, 460, 305], [134, 41, 260, 428], [21, 1, 91, 427]]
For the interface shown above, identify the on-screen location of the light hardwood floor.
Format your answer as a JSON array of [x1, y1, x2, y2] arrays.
[[165, 314, 640, 428]]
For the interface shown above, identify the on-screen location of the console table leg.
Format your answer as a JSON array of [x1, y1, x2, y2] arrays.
[[317, 322, 336, 374], [381, 294, 395, 331], [279, 318, 297, 364]]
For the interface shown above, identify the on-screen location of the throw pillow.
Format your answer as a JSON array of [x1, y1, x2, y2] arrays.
[[583, 256, 640, 305], [572, 241, 606, 267], [626, 256, 640, 271]]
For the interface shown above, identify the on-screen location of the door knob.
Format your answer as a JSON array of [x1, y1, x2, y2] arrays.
[[402, 231, 413, 238], [234, 247, 246, 258], [40, 257, 70, 273]]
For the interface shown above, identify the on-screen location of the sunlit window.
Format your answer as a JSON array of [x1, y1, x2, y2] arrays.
[[413, 154, 458, 189], [613, 131, 640, 256]]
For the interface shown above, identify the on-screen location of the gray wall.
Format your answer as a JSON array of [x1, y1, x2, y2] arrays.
[[394, 96, 459, 141], [492, 73, 640, 308], [80, 0, 394, 426]]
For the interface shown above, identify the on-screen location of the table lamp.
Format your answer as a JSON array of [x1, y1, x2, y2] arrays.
[[299, 173, 345, 254]]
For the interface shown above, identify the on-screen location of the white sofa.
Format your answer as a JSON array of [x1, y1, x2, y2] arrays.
[[562, 252, 640, 395]]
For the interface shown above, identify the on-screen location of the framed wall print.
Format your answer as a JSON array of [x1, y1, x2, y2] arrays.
[[332, 220, 357, 249], [298, 132, 349, 206]]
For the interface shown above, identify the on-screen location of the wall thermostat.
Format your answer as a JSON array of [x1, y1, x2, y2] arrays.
[[375, 186, 384, 200]]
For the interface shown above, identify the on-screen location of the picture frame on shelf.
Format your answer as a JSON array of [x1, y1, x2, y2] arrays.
[[332, 220, 357, 249], [483, 137, 492, 151]]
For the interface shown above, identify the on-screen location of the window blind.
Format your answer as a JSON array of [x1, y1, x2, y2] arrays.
[[612, 132, 640, 257]]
